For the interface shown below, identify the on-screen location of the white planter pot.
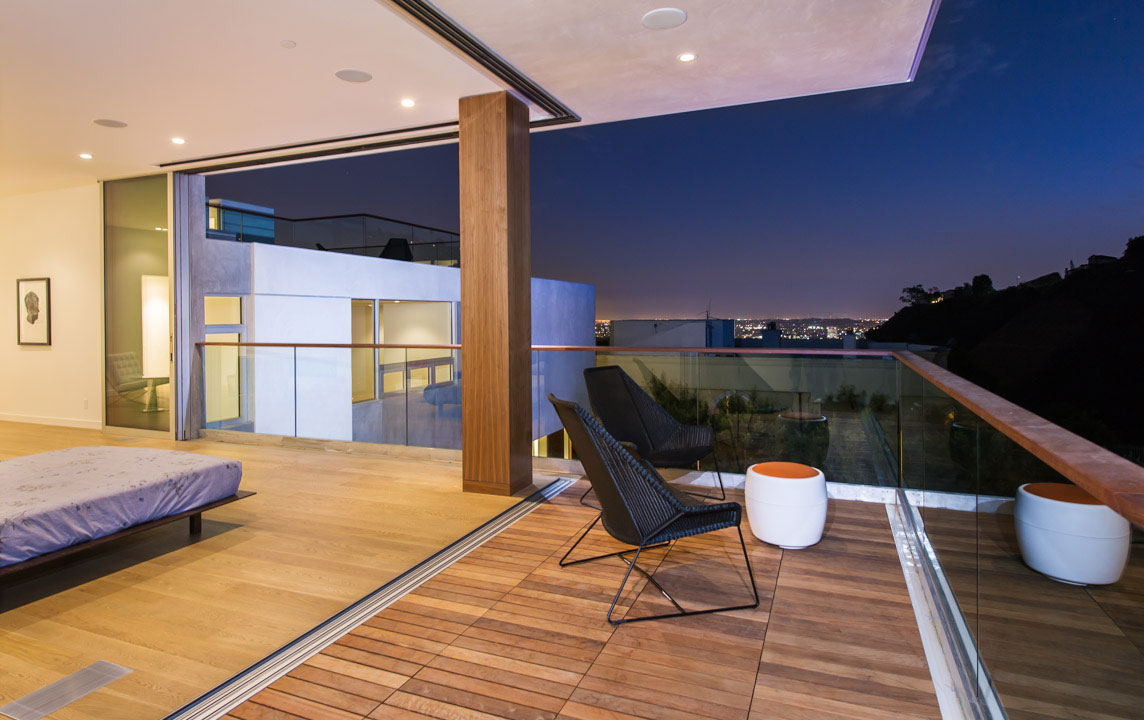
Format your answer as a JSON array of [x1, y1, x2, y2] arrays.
[[745, 462, 827, 549], [1015, 482, 1131, 586]]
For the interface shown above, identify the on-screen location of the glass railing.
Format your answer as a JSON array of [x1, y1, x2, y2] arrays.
[[197, 340, 1143, 718], [531, 347, 901, 484], [205, 205, 460, 267], [201, 343, 462, 448], [897, 358, 1144, 718]]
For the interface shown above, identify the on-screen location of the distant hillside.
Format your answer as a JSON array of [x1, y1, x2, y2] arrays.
[[869, 238, 1144, 453]]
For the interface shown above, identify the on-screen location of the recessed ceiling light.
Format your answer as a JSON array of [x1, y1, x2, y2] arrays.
[[400, 98, 415, 108], [642, 8, 688, 30], [171, 137, 186, 144], [79, 153, 93, 160], [93, 118, 127, 128], [154, 226, 168, 232], [280, 39, 297, 49], [678, 52, 697, 63], [335, 68, 372, 83]]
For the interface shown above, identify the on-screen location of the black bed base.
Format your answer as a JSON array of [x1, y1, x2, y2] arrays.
[[0, 490, 255, 579]]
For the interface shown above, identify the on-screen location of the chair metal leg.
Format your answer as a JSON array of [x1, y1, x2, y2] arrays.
[[679, 452, 725, 501], [559, 514, 669, 567], [605, 525, 759, 626], [578, 484, 601, 511], [710, 451, 727, 501]]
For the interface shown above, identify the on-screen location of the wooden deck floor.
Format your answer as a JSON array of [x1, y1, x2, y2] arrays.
[[0, 421, 524, 720], [226, 484, 941, 720]]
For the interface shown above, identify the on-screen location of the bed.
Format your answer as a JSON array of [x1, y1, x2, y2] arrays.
[[0, 446, 248, 572]]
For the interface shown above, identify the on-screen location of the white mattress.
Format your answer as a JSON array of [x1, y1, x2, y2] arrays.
[[0, 446, 242, 567]]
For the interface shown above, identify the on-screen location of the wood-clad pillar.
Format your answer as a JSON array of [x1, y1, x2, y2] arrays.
[[459, 91, 532, 495]]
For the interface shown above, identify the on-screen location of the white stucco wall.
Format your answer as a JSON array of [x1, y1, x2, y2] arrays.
[[249, 294, 352, 440], [532, 277, 595, 438]]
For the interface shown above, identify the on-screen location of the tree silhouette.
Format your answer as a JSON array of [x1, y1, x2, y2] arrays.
[[971, 274, 994, 295], [900, 284, 940, 306]]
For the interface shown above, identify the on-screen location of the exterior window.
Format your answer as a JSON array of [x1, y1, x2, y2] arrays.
[[351, 299, 376, 403], [204, 333, 241, 424], [204, 296, 242, 325], [377, 300, 454, 396]]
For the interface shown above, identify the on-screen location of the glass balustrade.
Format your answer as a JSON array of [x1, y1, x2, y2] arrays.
[[899, 364, 1144, 717], [531, 348, 901, 483], [205, 204, 460, 266], [201, 343, 462, 449]]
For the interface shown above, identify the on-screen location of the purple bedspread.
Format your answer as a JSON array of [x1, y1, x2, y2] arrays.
[[0, 446, 242, 567]]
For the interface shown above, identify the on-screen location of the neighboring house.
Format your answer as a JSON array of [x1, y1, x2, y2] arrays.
[[200, 236, 594, 448], [611, 318, 735, 348]]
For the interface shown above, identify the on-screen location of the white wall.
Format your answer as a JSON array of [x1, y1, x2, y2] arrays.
[[0, 184, 103, 428], [246, 244, 461, 442], [251, 243, 459, 302], [613, 319, 719, 348], [249, 294, 352, 441], [531, 277, 595, 438]]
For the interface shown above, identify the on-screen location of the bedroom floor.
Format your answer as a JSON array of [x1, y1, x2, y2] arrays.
[[0, 421, 534, 720]]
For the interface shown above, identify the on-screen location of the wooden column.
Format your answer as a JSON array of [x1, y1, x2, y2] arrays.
[[459, 91, 532, 495]]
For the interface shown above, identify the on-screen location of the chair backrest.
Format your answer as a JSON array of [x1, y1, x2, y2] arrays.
[[107, 352, 142, 389], [583, 365, 682, 455], [549, 393, 681, 545]]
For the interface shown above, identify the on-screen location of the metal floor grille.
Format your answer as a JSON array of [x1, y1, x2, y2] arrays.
[[0, 661, 132, 720]]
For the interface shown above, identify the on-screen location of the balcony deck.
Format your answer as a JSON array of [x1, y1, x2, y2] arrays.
[[227, 483, 942, 720]]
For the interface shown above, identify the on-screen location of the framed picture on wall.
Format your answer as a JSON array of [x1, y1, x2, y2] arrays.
[[17, 277, 51, 345]]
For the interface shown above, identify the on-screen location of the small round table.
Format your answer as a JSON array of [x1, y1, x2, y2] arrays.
[[1015, 482, 1130, 585], [745, 461, 827, 549]]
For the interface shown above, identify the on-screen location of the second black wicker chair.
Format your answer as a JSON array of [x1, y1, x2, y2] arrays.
[[584, 365, 725, 499], [549, 393, 758, 625]]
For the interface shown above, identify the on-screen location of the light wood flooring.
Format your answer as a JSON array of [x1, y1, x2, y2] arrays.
[[224, 484, 941, 720], [0, 421, 529, 720]]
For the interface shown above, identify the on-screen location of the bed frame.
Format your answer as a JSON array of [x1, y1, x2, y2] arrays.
[[0, 490, 255, 578]]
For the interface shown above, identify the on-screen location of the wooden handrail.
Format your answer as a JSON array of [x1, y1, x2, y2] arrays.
[[196, 342, 462, 349], [896, 351, 1144, 528], [195, 341, 891, 356]]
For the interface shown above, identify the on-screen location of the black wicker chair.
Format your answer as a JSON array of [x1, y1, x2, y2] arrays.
[[584, 365, 725, 500], [549, 393, 758, 625]]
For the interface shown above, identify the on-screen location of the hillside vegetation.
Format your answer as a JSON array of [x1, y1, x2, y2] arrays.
[[869, 237, 1144, 454]]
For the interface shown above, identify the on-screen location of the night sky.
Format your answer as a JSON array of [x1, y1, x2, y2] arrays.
[[207, 0, 1143, 320]]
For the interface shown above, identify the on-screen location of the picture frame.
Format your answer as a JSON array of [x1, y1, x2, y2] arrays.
[[17, 277, 51, 346]]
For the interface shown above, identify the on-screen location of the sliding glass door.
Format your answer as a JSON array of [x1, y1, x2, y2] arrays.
[[103, 174, 172, 432]]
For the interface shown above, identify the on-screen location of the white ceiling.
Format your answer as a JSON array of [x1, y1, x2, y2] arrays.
[[0, 0, 508, 196], [432, 0, 939, 126], [0, 0, 938, 197]]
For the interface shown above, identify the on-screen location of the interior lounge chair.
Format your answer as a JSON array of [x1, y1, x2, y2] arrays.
[[106, 351, 167, 405], [584, 365, 725, 499], [549, 393, 758, 625]]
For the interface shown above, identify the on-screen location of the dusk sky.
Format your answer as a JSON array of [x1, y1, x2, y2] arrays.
[[208, 0, 1143, 320]]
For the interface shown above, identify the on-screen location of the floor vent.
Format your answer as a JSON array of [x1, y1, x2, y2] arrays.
[[0, 661, 132, 720]]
